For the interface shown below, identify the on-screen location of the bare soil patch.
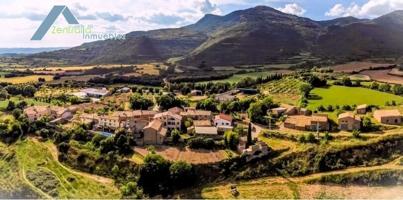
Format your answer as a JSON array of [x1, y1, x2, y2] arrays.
[[134, 146, 228, 164], [360, 69, 403, 84], [331, 62, 394, 73]]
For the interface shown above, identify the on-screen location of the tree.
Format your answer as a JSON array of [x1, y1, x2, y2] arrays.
[[370, 82, 379, 90], [341, 77, 352, 86], [196, 97, 218, 112], [139, 153, 171, 195], [246, 123, 253, 148], [247, 97, 275, 124], [0, 89, 9, 100], [169, 161, 195, 189], [156, 94, 186, 110], [224, 130, 239, 150], [57, 142, 70, 153], [392, 84, 403, 95], [120, 182, 143, 199], [299, 83, 313, 98], [379, 83, 391, 92], [361, 117, 373, 132], [130, 93, 154, 110], [171, 129, 181, 144], [6, 101, 15, 111]]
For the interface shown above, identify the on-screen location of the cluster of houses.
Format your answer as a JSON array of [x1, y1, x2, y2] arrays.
[[74, 107, 234, 145], [272, 104, 402, 132], [23, 105, 77, 124]]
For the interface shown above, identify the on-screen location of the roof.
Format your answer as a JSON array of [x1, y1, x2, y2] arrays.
[[357, 104, 368, 109], [193, 120, 212, 127], [215, 113, 233, 122], [144, 119, 163, 131], [154, 111, 182, 120], [168, 107, 183, 114], [338, 112, 361, 121], [194, 126, 218, 135], [81, 88, 109, 96], [180, 110, 212, 116], [374, 109, 401, 117], [285, 115, 328, 127], [311, 114, 329, 122]]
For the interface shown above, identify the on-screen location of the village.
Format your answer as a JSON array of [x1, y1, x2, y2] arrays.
[[22, 85, 403, 163]]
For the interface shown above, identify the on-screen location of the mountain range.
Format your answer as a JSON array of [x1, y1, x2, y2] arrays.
[[29, 6, 403, 67]]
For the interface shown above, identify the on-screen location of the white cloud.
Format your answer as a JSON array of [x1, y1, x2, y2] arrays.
[[0, 0, 227, 47], [326, 0, 403, 18], [277, 3, 306, 16]]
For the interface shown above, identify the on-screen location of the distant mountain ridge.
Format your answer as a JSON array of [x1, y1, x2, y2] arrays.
[[27, 6, 403, 66], [0, 47, 67, 55]]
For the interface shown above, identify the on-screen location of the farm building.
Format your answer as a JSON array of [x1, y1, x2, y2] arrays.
[[338, 112, 361, 131], [142, 120, 167, 145], [374, 109, 402, 125], [284, 114, 329, 131], [194, 126, 219, 138], [190, 90, 203, 96], [356, 104, 368, 114], [269, 104, 299, 117], [80, 88, 110, 98]]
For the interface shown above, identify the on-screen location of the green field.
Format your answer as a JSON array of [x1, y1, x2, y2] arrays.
[[11, 139, 120, 198], [308, 85, 403, 110], [0, 97, 49, 110]]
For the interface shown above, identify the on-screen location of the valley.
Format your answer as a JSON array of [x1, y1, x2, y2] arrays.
[[0, 3, 402, 200]]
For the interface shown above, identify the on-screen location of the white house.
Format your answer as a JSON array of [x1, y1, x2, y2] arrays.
[[214, 113, 233, 132]]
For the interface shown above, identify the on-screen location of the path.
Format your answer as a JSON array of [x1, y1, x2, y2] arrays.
[[244, 157, 403, 185]]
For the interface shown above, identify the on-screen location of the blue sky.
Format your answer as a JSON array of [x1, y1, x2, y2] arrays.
[[0, 0, 402, 47]]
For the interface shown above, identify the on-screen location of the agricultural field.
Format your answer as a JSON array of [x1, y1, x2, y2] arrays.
[[0, 75, 53, 84], [199, 70, 292, 84], [360, 69, 403, 84], [260, 77, 305, 105], [331, 62, 393, 73], [307, 85, 403, 110], [134, 146, 230, 164]]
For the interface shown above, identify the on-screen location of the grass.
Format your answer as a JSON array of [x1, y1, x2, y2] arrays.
[[0, 75, 53, 84], [14, 139, 120, 198], [308, 85, 403, 110], [0, 97, 49, 110]]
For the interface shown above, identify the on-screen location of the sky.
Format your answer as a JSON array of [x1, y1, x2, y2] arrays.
[[0, 0, 402, 48]]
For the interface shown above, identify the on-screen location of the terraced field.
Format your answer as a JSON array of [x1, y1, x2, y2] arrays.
[[0, 139, 120, 198]]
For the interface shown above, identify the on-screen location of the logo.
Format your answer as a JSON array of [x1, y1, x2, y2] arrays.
[[31, 5, 79, 40], [32, 5, 125, 41]]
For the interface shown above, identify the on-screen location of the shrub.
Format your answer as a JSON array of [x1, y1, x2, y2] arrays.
[[352, 129, 361, 139], [187, 137, 216, 149]]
